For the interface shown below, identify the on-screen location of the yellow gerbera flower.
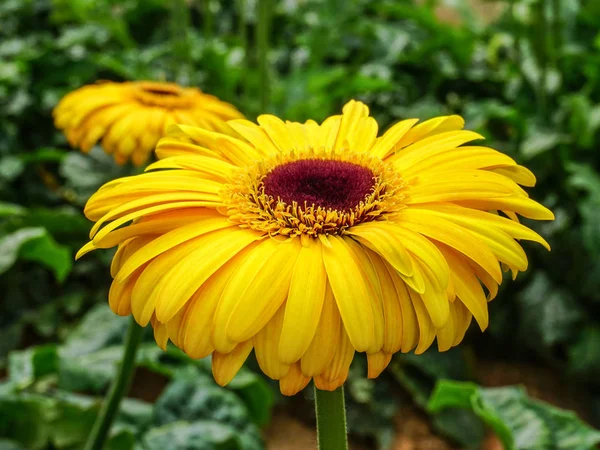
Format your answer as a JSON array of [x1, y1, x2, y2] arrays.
[[77, 100, 553, 396], [53, 81, 243, 166]]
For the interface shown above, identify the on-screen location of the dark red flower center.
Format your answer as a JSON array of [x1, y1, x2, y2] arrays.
[[263, 159, 375, 211]]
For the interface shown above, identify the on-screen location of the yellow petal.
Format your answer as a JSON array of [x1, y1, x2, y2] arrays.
[[117, 217, 234, 282], [409, 203, 550, 251], [436, 300, 456, 352], [130, 236, 202, 326], [318, 115, 342, 149], [279, 239, 327, 364], [388, 268, 419, 353], [344, 238, 385, 352], [369, 119, 419, 159], [257, 115, 296, 152], [492, 165, 536, 186], [153, 228, 260, 323], [392, 130, 484, 169], [412, 259, 449, 329], [392, 115, 465, 150], [400, 146, 517, 178], [301, 283, 340, 377], [182, 245, 256, 358], [456, 197, 555, 221], [212, 340, 253, 386], [279, 363, 311, 396], [367, 352, 392, 379], [397, 209, 502, 284], [438, 245, 489, 331], [151, 317, 169, 351], [365, 250, 403, 354], [227, 119, 280, 155], [349, 117, 378, 153], [220, 238, 301, 344], [320, 325, 354, 383], [253, 306, 290, 380], [346, 223, 414, 276], [322, 236, 376, 353], [333, 100, 370, 151], [407, 170, 524, 204], [409, 287, 436, 354]]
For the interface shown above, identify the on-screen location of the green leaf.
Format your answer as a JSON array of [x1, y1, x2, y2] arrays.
[[0, 394, 57, 450], [226, 370, 274, 427], [568, 325, 600, 380], [0, 227, 46, 274], [0, 439, 26, 450], [517, 272, 583, 347], [0, 227, 72, 282], [8, 345, 58, 388], [0, 322, 24, 362], [18, 147, 66, 164], [428, 381, 600, 450], [0, 156, 24, 181], [59, 149, 132, 204], [59, 345, 124, 393], [520, 130, 563, 159], [0, 202, 26, 217], [60, 304, 128, 358], [153, 370, 264, 450], [19, 231, 72, 282], [141, 421, 241, 450]]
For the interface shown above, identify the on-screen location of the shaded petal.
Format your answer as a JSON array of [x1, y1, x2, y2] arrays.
[[279, 363, 311, 396], [301, 283, 340, 377], [222, 238, 301, 344], [279, 239, 327, 364], [153, 228, 261, 323], [212, 340, 253, 386], [322, 235, 376, 353], [253, 306, 290, 380]]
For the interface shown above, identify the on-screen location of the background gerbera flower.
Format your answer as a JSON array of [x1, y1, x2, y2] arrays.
[[53, 80, 243, 166], [77, 100, 553, 396]]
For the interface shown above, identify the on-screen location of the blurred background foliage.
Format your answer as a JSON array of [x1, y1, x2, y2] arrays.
[[1, 0, 600, 448]]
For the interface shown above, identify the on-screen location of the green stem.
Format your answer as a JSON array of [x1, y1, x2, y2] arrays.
[[314, 385, 348, 450], [256, 0, 271, 111], [83, 318, 144, 450]]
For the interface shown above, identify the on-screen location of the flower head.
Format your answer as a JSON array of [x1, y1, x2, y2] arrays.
[[78, 100, 553, 395], [53, 81, 243, 166]]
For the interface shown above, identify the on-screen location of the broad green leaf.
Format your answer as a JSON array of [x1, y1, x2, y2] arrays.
[[0, 439, 25, 450], [0, 227, 71, 281], [568, 325, 600, 380], [227, 370, 274, 427], [141, 421, 240, 450], [153, 370, 264, 450], [520, 130, 563, 159], [0, 202, 26, 217], [0, 156, 24, 181], [8, 344, 58, 388], [0, 227, 46, 274], [60, 304, 128, 358], [19, 231, 72, 282], [0, 394, 57, 450], [428, 381, 600, 450], [517, 272, 583, 347]]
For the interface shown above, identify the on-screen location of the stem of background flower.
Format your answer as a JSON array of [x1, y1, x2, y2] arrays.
[[314, 385, 349, 450], [256, 0, 271, 111], [83, 317, 144, 450]]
